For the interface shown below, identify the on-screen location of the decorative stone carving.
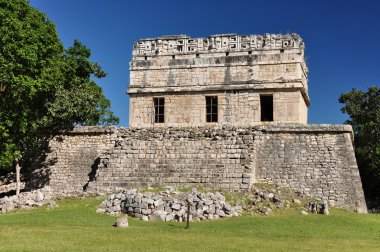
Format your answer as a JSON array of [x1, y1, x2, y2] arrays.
[[132, 33, 303, 56]]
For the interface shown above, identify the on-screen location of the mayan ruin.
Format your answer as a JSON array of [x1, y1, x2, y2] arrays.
[[4, 1, 380, 250], [20, 33, 365, 214]]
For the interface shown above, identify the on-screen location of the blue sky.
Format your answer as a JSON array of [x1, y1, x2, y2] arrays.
[[30, 0, 380, 127]]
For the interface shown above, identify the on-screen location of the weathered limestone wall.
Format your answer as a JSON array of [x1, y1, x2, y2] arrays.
[[42, 127, 118, 193], [254, 126, 366, 212], [41, 125, 367, 212], [130, 89, 307, 127], [129, 57, 306, 91], [88, 127, 255, 193]]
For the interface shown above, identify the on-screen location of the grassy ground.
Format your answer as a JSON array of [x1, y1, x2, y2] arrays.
[[0, 198, 379, 252]]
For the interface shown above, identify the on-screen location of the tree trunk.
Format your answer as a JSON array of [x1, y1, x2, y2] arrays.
[[16, 160, 21, 196]]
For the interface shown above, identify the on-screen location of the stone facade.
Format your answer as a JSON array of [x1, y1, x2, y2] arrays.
[[25, 33, 367, 214], [38, 125, 367, 213], [128, 34, 309, 127]]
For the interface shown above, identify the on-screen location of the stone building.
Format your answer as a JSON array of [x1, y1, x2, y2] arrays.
[[28, 33, 367, 213], [128, 33, 309, 127]]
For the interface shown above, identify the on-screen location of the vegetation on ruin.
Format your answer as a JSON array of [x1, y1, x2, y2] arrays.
[[0, 0, 119, 175], [0, 197, 379, 252], [339, 86, 380, 206]]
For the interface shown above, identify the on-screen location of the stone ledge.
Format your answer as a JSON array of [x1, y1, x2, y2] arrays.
[[130, 58, 305, 70], [59, 126, 118, 135], [127, 82, 306, 93], [56, 124, 353, 137], [260, 124, 353, 133], [58, 124, 353, 134]]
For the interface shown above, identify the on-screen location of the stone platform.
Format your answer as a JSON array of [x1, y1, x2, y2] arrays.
[[32, 125, 367, 213]]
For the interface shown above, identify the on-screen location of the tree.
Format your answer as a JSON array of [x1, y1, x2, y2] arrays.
[[44, 40, 119, 129], [339, 86, 380, 206], [0, 0, 119, 194]]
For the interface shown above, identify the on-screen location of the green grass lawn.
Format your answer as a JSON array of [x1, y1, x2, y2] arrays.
[[0, 198, 379, 252]]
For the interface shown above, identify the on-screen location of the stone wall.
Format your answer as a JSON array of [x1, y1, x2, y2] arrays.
[[39, 125, 367, 213], [39, 127, 118, 194], [254, 125, 365, 211], [88, 127, 255, 193], [129, 56, 307, 91], [130, 89, 307, 128]]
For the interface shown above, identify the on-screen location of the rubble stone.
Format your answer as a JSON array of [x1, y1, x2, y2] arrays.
[[115, 216, 129, 228], [98, 188, 243, 222], [0, 187, 54, 214]]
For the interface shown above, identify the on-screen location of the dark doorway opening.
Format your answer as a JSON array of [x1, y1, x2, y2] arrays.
[[154, 97, 165, 123], [260, 95, 273, 122], [206, 96, 218, 122]]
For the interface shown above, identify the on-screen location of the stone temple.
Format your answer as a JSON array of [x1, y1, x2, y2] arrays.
[[31, 33, 367, 213], [128, 33, 308, 127]]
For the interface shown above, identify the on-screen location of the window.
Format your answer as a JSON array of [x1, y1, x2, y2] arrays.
[[206, 96, 218, 122], [153, 98, 165, 123], [260, 95, 273, 122]]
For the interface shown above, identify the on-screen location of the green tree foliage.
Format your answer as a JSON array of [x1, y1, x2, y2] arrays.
[[43, 40, 119, 128], [0, 0, 119, 173], [339, 86, 380, 204]]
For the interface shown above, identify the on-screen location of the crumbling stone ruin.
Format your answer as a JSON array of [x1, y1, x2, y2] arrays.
[[0, 187, 55, 213], [26, 33, 367, 213], [97, 187, 243, 222], [97, 185, 322, 221]]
